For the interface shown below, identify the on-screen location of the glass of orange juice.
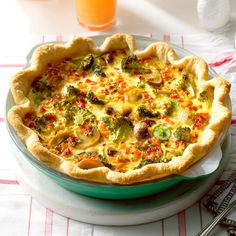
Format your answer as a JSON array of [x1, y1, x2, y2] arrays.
[[75, 0, 117, 31]]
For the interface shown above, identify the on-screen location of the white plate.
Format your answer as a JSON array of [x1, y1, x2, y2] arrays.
[[10, 132, 231, 226]]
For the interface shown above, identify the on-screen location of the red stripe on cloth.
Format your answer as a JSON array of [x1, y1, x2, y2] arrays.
[[44, 209, 53, 236], [223, 168, 236, 172], [0, 193, 28, 196], [161, 219, 164, 236], [209, 55, 234, 67], [181, 35, 184, 48], [56, 35, 63, 42], [163, 34, 170, 42], [66, 218, 70, 236], [198, 201, 203, 229], [0, 179, 19, 185], [231, 119, 236, 125], [0, 64, 25, 68], [42, 34, 45, 43], [0, 118, 5, 122], [178, 211, 186, 236], [27, 197, 32, 236], [215, 180, 225, 185]]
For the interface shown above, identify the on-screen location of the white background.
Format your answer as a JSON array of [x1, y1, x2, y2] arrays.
[[0, 0, 235, 41]]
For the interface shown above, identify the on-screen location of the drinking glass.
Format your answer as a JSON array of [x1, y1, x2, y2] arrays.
[[75, 0, 117, 31]]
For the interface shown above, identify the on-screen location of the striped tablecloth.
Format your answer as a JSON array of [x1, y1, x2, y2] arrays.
[[0, 34, 236, 236]]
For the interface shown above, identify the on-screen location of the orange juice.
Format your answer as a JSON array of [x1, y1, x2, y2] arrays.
[[75, 0, 116, 31]]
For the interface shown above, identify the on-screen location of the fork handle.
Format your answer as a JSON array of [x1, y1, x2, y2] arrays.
[[196, 200, 236, 236]]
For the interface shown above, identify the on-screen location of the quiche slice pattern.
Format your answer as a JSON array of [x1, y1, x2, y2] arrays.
[[7, 34, 231, 184]]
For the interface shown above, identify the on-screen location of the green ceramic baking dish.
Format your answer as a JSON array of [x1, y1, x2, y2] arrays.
[[5, 35, 227, 199]]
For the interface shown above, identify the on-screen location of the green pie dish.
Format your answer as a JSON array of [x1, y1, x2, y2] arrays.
[[6, 35, 225, 199]]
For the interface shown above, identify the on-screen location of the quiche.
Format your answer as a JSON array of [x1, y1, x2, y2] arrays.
[[7, 34, 231, 184]]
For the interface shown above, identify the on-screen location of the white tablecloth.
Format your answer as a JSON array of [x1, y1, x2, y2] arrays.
[[0, 33, 236, 236]]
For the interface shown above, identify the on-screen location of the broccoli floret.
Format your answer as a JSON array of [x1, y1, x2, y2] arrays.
[[137, 106, 160, 118], [31, 79, 52, 104], [64, 105, 77, 122], [111, 117, 133, 143], [163, 100, 176, 116], [178, 73, 189, 89], [121, 55, 138, 71], [92, 64, 106, 77], [134, 158, 158, 170], [86, 91, 105, 105], [121, 55, 151, 74], [64, 105, 96, 124], [174, 127, 191, 142], [81, 54, 94, 71], [198, 89, 213, 106], [100, 116, 111, 125], [34, 113, 56, 132], [67, 85, 81, 97], [34, 116, 47, 132], [114, 116, 133, 128], [31, 79, 51, 93], [199, 91, 208, 100], [97, 155, 115, 169]]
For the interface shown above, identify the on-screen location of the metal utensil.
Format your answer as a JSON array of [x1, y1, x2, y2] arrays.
[[196, 199, 236, 236]]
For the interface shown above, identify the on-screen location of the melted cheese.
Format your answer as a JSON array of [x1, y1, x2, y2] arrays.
[[24, 50, 213, 172]]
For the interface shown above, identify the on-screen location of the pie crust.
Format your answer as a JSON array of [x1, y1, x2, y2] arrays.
[[7, 34, 231, 184]]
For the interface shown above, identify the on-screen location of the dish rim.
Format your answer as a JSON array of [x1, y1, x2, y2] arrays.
[[5, 35, 230, 188]]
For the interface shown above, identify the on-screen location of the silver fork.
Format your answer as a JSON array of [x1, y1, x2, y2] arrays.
[[195, 199, 236, 236]]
